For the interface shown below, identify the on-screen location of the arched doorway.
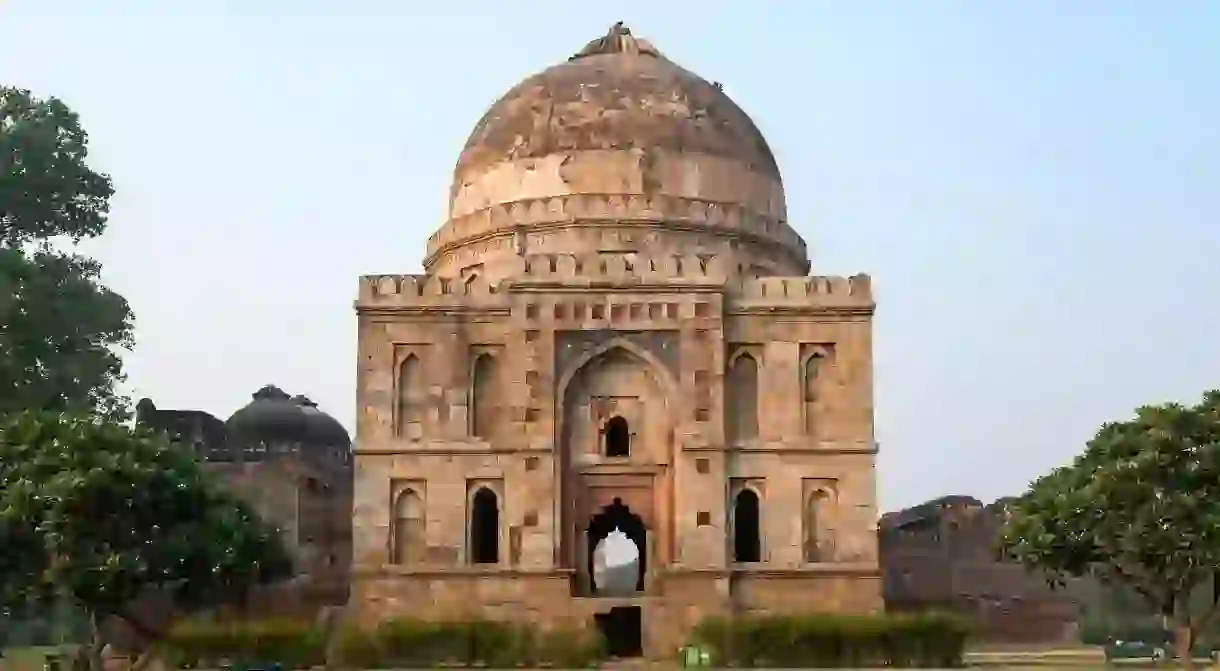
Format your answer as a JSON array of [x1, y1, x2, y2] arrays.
[[587, 498, 646, 594], [557, 343, 675, 582], [733, 488, 761, 563]]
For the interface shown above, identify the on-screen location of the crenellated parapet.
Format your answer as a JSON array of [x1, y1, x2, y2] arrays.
[[357, 265, 872, 314], [509, 252, 731, 283], [727, 274, 874, 313], [356, 273, 510, 310]]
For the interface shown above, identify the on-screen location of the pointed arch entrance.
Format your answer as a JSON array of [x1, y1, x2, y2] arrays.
[[588, 498, 647, 594], [556, 339, 677, 595]]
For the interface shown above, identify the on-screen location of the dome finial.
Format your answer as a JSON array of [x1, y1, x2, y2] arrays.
[[570, 21, 661, 61]]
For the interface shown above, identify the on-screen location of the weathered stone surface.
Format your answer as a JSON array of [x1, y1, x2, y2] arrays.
[[351, 23, 881, 657], [880, 496, 1101, 644], [137, 389, 353, 611]]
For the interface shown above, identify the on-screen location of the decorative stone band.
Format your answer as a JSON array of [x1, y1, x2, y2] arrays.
[[355, 263, 873, 312], [447, 150, 784, 222], [425, 193, 806, 267]]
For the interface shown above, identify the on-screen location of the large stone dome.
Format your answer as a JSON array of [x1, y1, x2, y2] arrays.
[[226, 385, 351, 454], [424, 23, 809, 280]]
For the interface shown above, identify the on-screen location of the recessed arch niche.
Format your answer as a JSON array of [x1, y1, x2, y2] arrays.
[[555, 339, 678, 590]]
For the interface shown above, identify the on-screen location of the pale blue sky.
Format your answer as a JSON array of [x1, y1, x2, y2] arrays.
[[3, 2, 1217, 511]]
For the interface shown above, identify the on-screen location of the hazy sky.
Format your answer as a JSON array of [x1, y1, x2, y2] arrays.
[[3, 2, 1217, 512]]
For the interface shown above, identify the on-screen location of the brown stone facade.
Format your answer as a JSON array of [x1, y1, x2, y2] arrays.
[[136, 391, 353, 613], [879, 496, 1098, 644], [349, 24, 882, 657]]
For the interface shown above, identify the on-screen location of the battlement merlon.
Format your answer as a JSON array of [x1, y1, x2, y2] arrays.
[[356, 274, 511, 311], [727, 274, 874, 314], [513, 252, 731, 283], [356, 267, 873, 314]]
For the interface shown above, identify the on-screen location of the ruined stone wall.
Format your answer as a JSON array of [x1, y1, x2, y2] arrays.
[[207, 458, 351, 606]]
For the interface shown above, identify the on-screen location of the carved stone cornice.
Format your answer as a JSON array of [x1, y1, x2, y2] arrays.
[[509, 282, 727, 294], [727, 305, 876, 318], [354, 305, 512, 318], [424, 191, 810, 272], [681, 440, 879, 455]]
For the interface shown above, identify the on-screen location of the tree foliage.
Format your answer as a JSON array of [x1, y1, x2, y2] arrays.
[[999, 390, 1220, 664], [0, 411, 294, 663], [0, 86, 134, 417], [1, 87, 114, 245]]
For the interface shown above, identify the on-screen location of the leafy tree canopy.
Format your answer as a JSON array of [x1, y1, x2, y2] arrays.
[[1, 87, 114, 245], [0, 411, 294, 661], [0, 86, 134, 417], [1000, 390, 1220, 662]]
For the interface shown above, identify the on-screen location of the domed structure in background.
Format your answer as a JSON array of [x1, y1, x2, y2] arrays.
[[136, 385, 352, 611], [352, 22, 879, 658], [227, 384, 351, 460], [425, 21, 808, 282]]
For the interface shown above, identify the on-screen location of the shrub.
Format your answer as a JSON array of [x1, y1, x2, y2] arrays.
[[332, 617, 604, 668], [164, 618, 326, 669], [1079, 617, 1177, 646], [690, 612, 973, 668]]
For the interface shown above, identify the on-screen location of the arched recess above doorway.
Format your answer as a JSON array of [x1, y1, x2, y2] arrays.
[[557, 339, 677, 584], [556, 338, 680, 411]]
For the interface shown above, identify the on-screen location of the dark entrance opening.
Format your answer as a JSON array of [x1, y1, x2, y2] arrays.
[[587, 498, 646, 593], [470, 487, 499, 564], [594, 606, 643, 658], [604, 416, 630, 457], [733, 488, 761, 562]]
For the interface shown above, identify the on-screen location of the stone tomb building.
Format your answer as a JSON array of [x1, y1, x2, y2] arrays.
[[136, 386, 353, 611], [350, 24, 881, 656]]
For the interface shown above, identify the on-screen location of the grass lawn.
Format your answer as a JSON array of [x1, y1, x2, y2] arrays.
[[0, 646, 79, 671]]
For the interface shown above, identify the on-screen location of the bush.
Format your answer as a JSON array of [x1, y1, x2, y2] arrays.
[[333, 617, 604, 668], [1079, 617, 1172, 646], [690, 612, 973, 668], [164, 618, 326, 669]]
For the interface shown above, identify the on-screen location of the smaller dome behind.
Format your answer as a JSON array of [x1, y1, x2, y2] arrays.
[[226, 385, 351, 452]]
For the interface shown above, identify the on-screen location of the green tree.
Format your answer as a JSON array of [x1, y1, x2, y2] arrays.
[[0, 411, 295, 670], [1, 86, 134, 417], [999, 390, 1220, 668]]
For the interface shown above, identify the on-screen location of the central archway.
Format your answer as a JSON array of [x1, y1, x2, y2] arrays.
[[588, 498, 647, 594], [555, 340, 678, 581]]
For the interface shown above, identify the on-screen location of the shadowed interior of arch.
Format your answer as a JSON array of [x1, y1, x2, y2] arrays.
[[604, 415, 630, 457], [470, 487, 499, 564], [733, 488, 761, 562], [588, 498, 646, 594]]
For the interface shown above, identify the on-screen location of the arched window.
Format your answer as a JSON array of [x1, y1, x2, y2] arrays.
[[397, 355, 422, 436], [726, 353, 759, 442], [733, 488, 762, 563], [604, 416, 630, 457], [804, 490, 833, 562], [469, 487, 500, 564], [470, 354, 500, 439], [803, 354, 822, 435], [391, 489, 423, 565]]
